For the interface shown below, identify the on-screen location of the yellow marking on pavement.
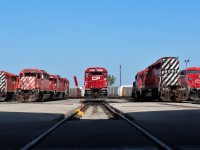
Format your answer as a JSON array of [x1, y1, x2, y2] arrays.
[[76, 109, 84, 117]]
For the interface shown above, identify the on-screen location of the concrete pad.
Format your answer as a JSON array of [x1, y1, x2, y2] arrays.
[[35, 120, 156, 149], [0, 100, 81, 122], [110, 101, 200, 148], [0, 99, 81, 149], [110, 102, 200, 113]]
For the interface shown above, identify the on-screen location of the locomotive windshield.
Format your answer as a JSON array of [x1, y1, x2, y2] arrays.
[[24, 73, 37, 77], [187, 70, 197, 74], [24, 73, 41, 79], [90, 72, 103, 75], [49, 78, 57, 82]]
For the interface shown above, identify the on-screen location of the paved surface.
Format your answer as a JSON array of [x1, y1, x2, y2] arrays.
[[1, 99, 200, 149], [0, 99, 80, 149], [110, 101, 200, 149], [35, 120, 157, 150], [35, 103, 157, 150]]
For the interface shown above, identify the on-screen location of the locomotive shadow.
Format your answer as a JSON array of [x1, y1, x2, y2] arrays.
[[1, 108, 200, 149], [28, 109, 200, 149], [0, 111, 64, 149], [125, 108, 200, 148], [34, 119, 156, 149]]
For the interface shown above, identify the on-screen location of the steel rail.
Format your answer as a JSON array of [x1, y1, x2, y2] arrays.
[[102, 101, 174, 150]]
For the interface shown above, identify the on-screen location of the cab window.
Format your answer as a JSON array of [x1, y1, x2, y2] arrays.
[[44, 74, 49, 79], [38, 74, 41, 79], [24, 73, 37, 77], [180, 70, 186, 75], [104, 72, 107, 78], [85, 72, 89, 78], [11, 77, 16, 81], [156, 62, 161, 70], [187, 70, 197, 74], [20, 74, 23, 78], [90, 72, 102, 75]]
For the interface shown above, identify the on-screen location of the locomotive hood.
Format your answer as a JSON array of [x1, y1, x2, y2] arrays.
[[0, 72, 6, 91], [161, 57, 179, 86], [20, 76, 36, 90], [88, 75, 107, 89]]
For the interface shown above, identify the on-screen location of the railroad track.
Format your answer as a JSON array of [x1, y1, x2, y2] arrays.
[[21, 100, 175, 150]]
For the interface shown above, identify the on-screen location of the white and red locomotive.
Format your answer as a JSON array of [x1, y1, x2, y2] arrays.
[[84, 67, 108, 99], [133, 57, 188, 101], [16, 68, 70, 102], [16, 68, 52, 102], [0, 70, 18, 101], [179, 67, 200, 101]]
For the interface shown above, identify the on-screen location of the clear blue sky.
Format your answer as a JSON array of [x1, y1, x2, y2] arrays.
[[0, 0, 200, 87]]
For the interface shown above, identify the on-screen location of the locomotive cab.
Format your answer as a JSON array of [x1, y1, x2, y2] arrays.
[[0, 71, 18, 101], [179, 67, 200, 101], [84, 67, 108, 99]]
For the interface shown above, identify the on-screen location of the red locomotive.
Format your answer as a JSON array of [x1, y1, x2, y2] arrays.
[[60, 78, 70, 99], [49, 75, 69, 99], [0, 70, 18, 101], [84, 67, 108, 99], [179, 67, 200, 101], [133, 57, 188, 101], [132, 70, 143, 99], [16, 68, 52, 102]]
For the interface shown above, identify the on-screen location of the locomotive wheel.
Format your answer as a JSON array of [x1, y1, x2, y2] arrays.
[[5, 93, 15, 102], [50, 93, 55, 100], [62, 93, 65, 100], [10, 93, 16, 101], [4, 94, 9, 101], [39, 93, 44, 101]]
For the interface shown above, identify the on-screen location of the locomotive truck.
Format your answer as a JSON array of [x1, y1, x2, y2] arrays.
[[133, 57, 188, 101], [16, 68, 52, 102], [179, 67, 200, 101], [84, 67, 108, 99], [0, 70, 18, 101]]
